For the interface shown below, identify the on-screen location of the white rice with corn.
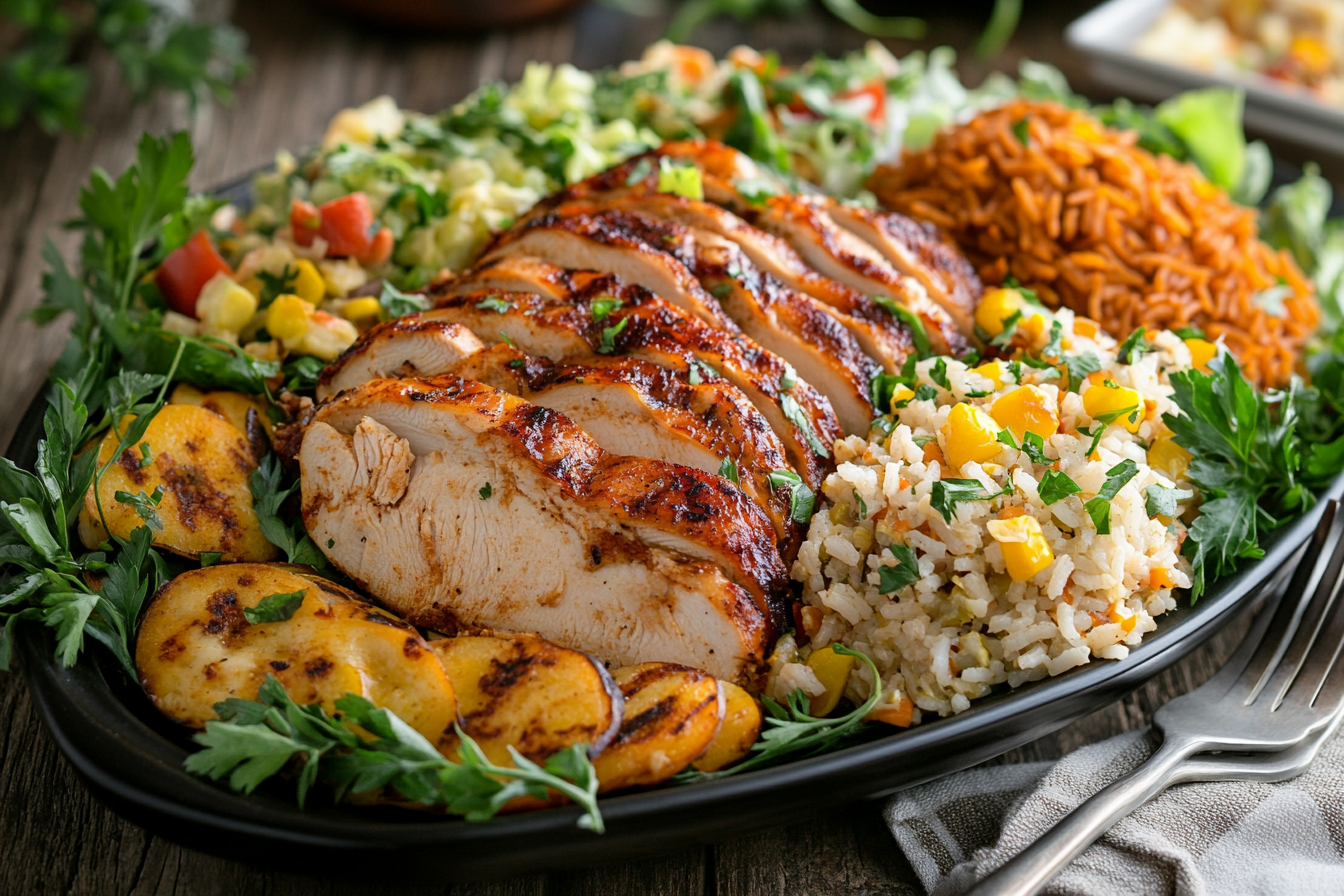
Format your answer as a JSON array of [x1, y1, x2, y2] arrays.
[[775, 292, 1208, 726]]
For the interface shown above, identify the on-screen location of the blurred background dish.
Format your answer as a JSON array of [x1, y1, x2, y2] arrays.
[[1068, 0, 1344, 156]]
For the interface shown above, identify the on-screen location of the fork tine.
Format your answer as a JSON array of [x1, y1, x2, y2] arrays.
[[1230, 500, 1344, 705], [1282, 532, 1344, 711], [1253, 500, 1344, 708]]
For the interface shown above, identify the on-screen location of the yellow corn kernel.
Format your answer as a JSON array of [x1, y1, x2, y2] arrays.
[[195, 274, 258, 335], [806, 645, 856, 717], [1082, 382, 1143, 433], [291, 258, 326, 304], [266, 294, 315, 342], [1109, 601, 1138, 632], [1291, 35, 1332, 76], [990, 385, 1059, 443], [890, 384, 915, 406], [971, 360, 1006, 388], [340, 297, 383, 329], [974, 288, 1030, 337], [942, 402, 1002, 471], [1147, 437, 1192, 481], [294, 311, 359, 360], [1184, 337, 1217, 372], [986, 514, 1054, 581], [1073, 317, 1099, 339]]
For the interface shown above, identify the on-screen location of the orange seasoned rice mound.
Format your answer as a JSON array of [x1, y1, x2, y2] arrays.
[[868, 100, 1319, 387]]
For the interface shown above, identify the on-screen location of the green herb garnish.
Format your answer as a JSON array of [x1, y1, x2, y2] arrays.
[[243, 590, 306, 625]]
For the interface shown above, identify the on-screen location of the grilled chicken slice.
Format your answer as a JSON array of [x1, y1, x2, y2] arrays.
[[318, 318, 802, 554], [482, 213, 741, 334], [534, 191, 915, 373], [301, 375, 787, 684], [435, 268, 838, 490], [492, 208, 876, 434], [648, 141, 970, 354], [820, 203, 981, 331]]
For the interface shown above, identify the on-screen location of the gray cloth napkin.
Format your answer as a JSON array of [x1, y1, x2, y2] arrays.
[[884, 728, 1344, 896]]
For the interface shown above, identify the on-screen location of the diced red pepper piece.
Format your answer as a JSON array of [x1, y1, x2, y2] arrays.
[[290, 198, 322, 248], [361, 225, 394, 267], [155, 230, 233, 317], [837, 81, 886, 124]]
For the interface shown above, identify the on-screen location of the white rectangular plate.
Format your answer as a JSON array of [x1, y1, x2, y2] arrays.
[[1066, 0, 1344, 157]]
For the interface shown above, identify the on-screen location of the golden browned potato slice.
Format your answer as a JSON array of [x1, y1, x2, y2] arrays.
[[136, 563, 456, 744], [693, 680, 762, 772], [594, 663, 724, 792], [170, 384, 275, 440], [80, 404, 277, 562], [430, 633, 623, 768]]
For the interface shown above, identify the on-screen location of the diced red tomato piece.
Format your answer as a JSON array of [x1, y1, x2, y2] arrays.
[[361, 225, 394, 267], [290, 199, 321, 247], [155, 230, 233, 317], [317, 193, 377, 259], [837, 81, 886, 124]]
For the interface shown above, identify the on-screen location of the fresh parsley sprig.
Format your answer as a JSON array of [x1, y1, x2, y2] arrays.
[[249, 455, 331, 571], [185, 676, 604, 831]]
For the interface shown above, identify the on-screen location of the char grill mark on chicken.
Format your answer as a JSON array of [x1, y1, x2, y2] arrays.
[[492, 207, 877, 434], [433, 270, 837, 491], [482, 211, 741, 334], [317, 318, 803, 556], [300, 374, 786, 684]]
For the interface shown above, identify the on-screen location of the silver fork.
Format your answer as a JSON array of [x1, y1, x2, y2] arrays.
[[966, 499, 1344, 896]]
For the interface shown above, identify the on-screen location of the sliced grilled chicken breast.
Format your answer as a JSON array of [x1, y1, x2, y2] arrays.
[[530, 177, 922, 372], [435, 270, 838, 490], [493, 208, 876, 434], [301, 375, 787, 684], [318, 318, 802, 554], [648, 141, 970, 355], [820, 202, 981, 330], [483, 212, 741, 334]]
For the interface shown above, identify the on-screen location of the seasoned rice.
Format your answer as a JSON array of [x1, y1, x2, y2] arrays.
[[776, 306, 1200, 725]]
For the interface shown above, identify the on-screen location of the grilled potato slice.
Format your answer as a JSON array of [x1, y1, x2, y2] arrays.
[[136, 563, 456, 744], [81, 404, 277, 561], [693, 680, 762, 772], [430, 634, 622, 766], [170, 384, 274, 438], [594, 663, 724, 792]]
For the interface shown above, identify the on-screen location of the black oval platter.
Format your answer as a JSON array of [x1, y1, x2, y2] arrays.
[[11, 174, 1344, 882]]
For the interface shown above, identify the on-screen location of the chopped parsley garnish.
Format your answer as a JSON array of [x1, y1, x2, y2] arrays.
[[1041, 319, 1064, 359], [929, 357, 951, 390], [590, 297, 622, 321], [1064, 351, 1102, 392], [1172, 326, 1206, 340], [1145, 484, 1194, 518], [1084, 460, 1140, 535], [199, 551, 222, 568], [931, 477, 1011, 523], [878, 544, 920, 593], [257, 265, 298, 306], [1038, 469, 1082, 505], [380, 281, 430, 320], [1118, 327, 1152, 364], [780, 363, 797, 391], [242, 589, 306, 625], [1012, 117, 1031, 146], [708, 283, 733, 298], [767, 469, 816, 523], [780, 394, 829, 458], [718, 457, 740, 484], [853, 489, 868, 520], [624, 157, 654, 186], [870, 296, 931, 358], [733, 176, 780, 205], [498, 331, 515, 348], [479, 483, 493, 500], [596, 317, 628, 354], [475, 296, 513, 314], [989, 310, 1023, 347]]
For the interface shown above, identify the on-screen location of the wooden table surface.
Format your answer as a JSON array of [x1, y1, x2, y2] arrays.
[[0, 1, 1289, 892]]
